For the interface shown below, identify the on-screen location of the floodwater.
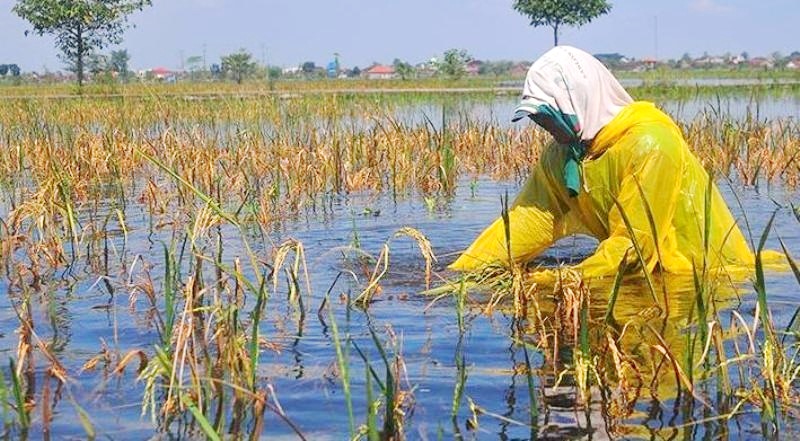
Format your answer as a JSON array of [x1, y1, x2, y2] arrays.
[[253, 179, 799, 440], [0, 97, 798, 440], [398, 94, 800, 129]]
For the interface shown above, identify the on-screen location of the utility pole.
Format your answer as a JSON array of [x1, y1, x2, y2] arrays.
[[260, 43, 266, 67], [260, 44, 268, 80]]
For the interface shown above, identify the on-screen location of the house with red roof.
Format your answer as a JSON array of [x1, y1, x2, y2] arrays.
[[149, 66, 175, 80], [365, 64, 396, 80]]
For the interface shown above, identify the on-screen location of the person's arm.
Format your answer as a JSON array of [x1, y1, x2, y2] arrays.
[[576, 135, 689, 277], [449, 154, 570, 271]]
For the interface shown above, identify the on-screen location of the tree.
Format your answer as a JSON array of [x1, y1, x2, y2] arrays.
[[110, 49, 130, 81], [438, 49, 471, 80], [87, 52, 109, 76], [679, 52, 692, 68], [594, 53, 625, 68], [393, 58, 414, 80], [221, 50, 256, 84], [209, 63, 222, 80], [513, 0, 611, 46], [185, 55, 204, 80], [14, 0, 151, 88], [88, 52, 118, 84], [301, 61, 316, 73], [487, 60, 514, 77], [185, 55, 203, 70], [267, 66, 282, 80], [0, 65, 7, 76], [9, 65, 21, 77]]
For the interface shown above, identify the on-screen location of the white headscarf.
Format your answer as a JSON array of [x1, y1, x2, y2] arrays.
[[513, 46, 632, 142]]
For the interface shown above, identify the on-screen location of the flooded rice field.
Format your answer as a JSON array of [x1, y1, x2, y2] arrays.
[[0, 93, 798, 439], [399, 94, 800, 129]]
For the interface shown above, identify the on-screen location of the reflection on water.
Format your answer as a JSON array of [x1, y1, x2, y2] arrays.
[[247, 178, 799, 439], [0, 170, 799, 438]]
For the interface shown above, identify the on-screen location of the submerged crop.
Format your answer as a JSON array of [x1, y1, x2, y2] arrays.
[[0, 87, 797, 439]]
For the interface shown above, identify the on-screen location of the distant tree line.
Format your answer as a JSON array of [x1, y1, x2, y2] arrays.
[[0, 64, 22, 77], [84, 49, 132, 81], [12, 0, 799, 88]]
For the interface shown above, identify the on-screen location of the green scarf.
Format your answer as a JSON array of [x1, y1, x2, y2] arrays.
[[533, 104, 585, 197]]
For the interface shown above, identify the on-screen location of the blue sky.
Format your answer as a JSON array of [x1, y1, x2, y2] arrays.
[[1, 0, 798, 72]]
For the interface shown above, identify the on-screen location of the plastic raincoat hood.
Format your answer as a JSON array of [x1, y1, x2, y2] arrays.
[[450, 46, 782, 278]]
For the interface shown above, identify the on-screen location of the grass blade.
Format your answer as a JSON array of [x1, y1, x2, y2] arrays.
[[610, 195, 660, 309], [136, 148, 239, 226], [633, 177, 670, 315], [185, 398, 222, 441], [9, 358, 29, 430], [604, 249, 629, 325], [328, 299, 355, 437]]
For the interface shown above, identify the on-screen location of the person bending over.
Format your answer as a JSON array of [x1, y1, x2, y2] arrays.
[[450, 46, 778, 278]]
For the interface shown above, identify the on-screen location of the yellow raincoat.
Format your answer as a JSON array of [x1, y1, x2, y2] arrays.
[[450, 47, 780, 277], [451, 101, 765, 276]]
